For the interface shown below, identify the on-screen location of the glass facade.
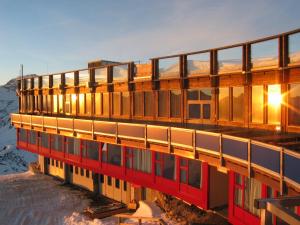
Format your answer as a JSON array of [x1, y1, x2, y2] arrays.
[[288, 33, 300, 64], [158, 91, 168, 117], [218, 47, 242, 73], [78, 70, 89, 86], [268, 84, 281, 125], [159, 57, 180, 78], [252, 86, 264, 123], [219, 87, 229, 120], [95, 68, 107, 83], [113, 65, 128, 82], [187, 52, 210, 76], [232, 87, 244, 122], [170, 90, 181, 118], [288, 84, 300, 126], [251, 39, 278, 69]]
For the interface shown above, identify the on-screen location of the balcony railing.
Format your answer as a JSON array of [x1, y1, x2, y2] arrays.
[[11, 113, 300, 193]]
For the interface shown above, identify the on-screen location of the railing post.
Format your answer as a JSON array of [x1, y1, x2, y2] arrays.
[[144, 124, 147, 148], [219, 133, 223, 167], [280, 147, 284, 195], [248, 140, 251, 177]]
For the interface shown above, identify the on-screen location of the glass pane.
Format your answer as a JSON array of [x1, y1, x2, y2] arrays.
[[180, 158, 187, 166], [79, 93, 85, 115], [65, 72, 74, 86], [74, 139, 81, 155], [158, 91, 168, 117], [121, 92, 130, 115], [108, 144, 122, 166], [218, 87, 229, 120], [113, 64, 128, 82], [252, 86, 264, 123], [187, 90, 199, 100], [203, 104, 211, 119], [187, 52, 210, 76], [268, 84, 281, 125], [218, 47, 242, 73], [95, 93, 102, 115], [234, 188, 243, 207], [52, 74, 61, 88], [170, 90, 181, 118], [113, 92, 120, 115], [288, 33, 300, 64], [200, 89, 212, 100], [42, 76, 49, 88], [65, 94, 71, 114], [53, 95, 58, 113], [251, 39, 278, 69], [144, 92, 153, 117], [163, 154, 175, 180], [188, 159, 201, 188], [71, 94, 77, 115], [78, 70, 89, 86], [232, 87, 244, 122], [85, 93, 92, 115], [103, 93, 109, 115], [26, 79, 31, 90], [134, 92, 143, 116], [95, 68, 107, 83], [58, 95, 63, 114], [102, 143, 107, 162], [288, 84, 300, 126], [41, 133, 49, 148], [245, 178, 262, 216], [86, 141, 98, 160], [180, 170, 187, 183], [188, 104, 201, 119], [159, 57, 180, 78], [34, 77, 39, 89]]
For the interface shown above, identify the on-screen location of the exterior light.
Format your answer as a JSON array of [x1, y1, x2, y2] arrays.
[[268, 85, 282, 107]]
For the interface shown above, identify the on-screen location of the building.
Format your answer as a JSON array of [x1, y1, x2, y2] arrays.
[[11, 29, 300, 225]]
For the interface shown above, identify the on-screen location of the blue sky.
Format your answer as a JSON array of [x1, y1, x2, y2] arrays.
[[0, 0, 299, 85]]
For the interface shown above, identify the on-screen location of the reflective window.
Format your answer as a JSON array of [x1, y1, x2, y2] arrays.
[[268, 84, 281, 125], [41, 133, 49, 148], [53, 95, 58, 113], [19, 129, 27, 142], [144, 92, 154, 117], [188, 159, 201, 188], [113, 92, 120, 115], [218, 47, 242, 73], [158, 91, 168, 117], [34, 77, 39, 89], [232, 87, 244, 122], [95, 93, 102, 115], [65, 72, 74, 86], [113, 64, 128, 82], [52, 74, 61, 88], [187, 52, 210, 76], [187, 89, 211, 120], [26, 79, 31, 90], [159, 57, 180, 78], [85, 141, 99, 160], [252, 86, 264, 123], [218, 87, 229, 120], [65, 94, 71, 115], [78, 70, 89, 86], [126, 148, 152, 173], [103, 93, 109, 115], [163, 154, 175, 180], [251, 39, 278, 69], [107, 144, 122, 166], [52, 135, 63, 152], [134, 92, 143, 116], [95, 68, 107, 83], [58, 95, 63, 114], [288, 33, 300, 64], [170, 90, 181, 118], [74, 139, 81, 156], [29, 131, 36, 145], [288, 84, 300, 126], [85, 93, 92, 115], [121, 92, 130, 115], [79, 93, 85, 115], [71, 94, 77, 115], [66, 137, 74, 154], [42, 76, 49, 88]]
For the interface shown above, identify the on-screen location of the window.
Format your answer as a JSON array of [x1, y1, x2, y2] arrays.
[[58, 95, 63, 114], [234, 174, 261, 216], [74, 139, 81, 156], [86, 170, 90, 178], [103, 93, 109, 115], [144, 92, 154, 117], [65, 94, 71, 115], [51, 159, 54, 166], [155, 152, 175, 180], [66, 137, 74, 154], [70, 165, 73, 173], [113, 64, 128, 82], [288, 33, 300, 65], [80, 168, 84, 176], [101, 143, 107, 163], [107, 144, 122, 166], [95, 93, 102, 115], [251, 39, 278, 69], [113, 92, 120, 115], [60, 161, 63, 169], [42, 76, 49, 88], [218, 47, 242, 73], [288, 84, 300, 126], [158, 91, 168, 117], [84, 141, 99, 160], [159, 57, 180, 78], [71, 94, 77, 115], [134, 92, 143, 116], [29, 131, 36, 145], [52, 74, 61, 88], [115, 179, 120, 189], [123, 181, 127, 191], [268, 84, 281, 125], [78, 70, 89, 86], [52, 135, 63, 152], [126, 148, 152, 173], [107, 176, 112, 186], [79, 93, 85, 115], [100, 174, 104, 183], [34, 77, 39, 89], [47, 95, 52, 112], [95, 68, 107, 83], [19, 129, 27, 143], [53, 95, 58, 113], [251, 86, 264, 123], [187, 52, 210, 76], [170, 90, 181, 118], [42, 95, 48, 112], [187, 88, 211, 120], [41, 133, 49, 148], [65, 72, 74, 86], [232, 87, 244, 122], [218, 87, 230, 120], [121, 92, 130, 115], [75, 166, 78, 174], [85, 93, 92, 115], [56, 160, 59, 167]]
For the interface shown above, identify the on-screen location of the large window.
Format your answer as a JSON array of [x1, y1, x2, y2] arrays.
[[113, 65, 128, 82], [159, 57, 180, 78], [95, 93, 102, 116], [144, 91, 154, 117], [79, 93, 85, 115], [52, 74, 61, 88], [52, 135, 63, 152], [288, 33, 300, 65], [113, 92, 121, 115], [232, 87, 244, 122], [170, 90, 181, 118], [155, 153, 176, 180], [66, 137, 74, 154], [234, 174, 261, 217], [251, 39, 278, 69], [251, 86, 264, 123], [267, 84, 281, 125], [83, 140, 99, 160], [95, 68, 107, 83], [103, 144, 122, 166], [180, 158, 202, 189], [187, 88, 211, 120], [19, 129, 27, 143], [126, 148, 152, 173], [103, 93, 109, 116], [218, 87, 230, 120], [78, 70, 89, 86], [288, 84, 300, 126], [134, 92, 143, 116], [187, 52, 210, 76], [158, 90, 168, 117], [41, 133, 49, 148], [29, 131, 36, 145], [218, 47, 242, 73]]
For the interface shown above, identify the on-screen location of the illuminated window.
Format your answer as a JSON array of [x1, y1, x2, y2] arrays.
[[79, 93, 85, 115], [218, 87, 229, 120], [71, 94, 77, 115], [53, 95, 58, 113], [58, 95, 63, 114], [103, 93, 109, 115], [288, 84, 300, 126], [95, 93, 102, 115], [65, 94, 71, 115], [232, 87, 244, 122], [268, 84, 281, 125], [251, 86, 264, 123], [85, 93, 92, 115]]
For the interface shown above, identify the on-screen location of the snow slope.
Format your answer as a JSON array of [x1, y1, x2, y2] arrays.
[[0, 78, 36, 175]]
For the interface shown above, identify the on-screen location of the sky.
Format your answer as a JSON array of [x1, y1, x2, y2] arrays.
[[0, 0, 299, 85]]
